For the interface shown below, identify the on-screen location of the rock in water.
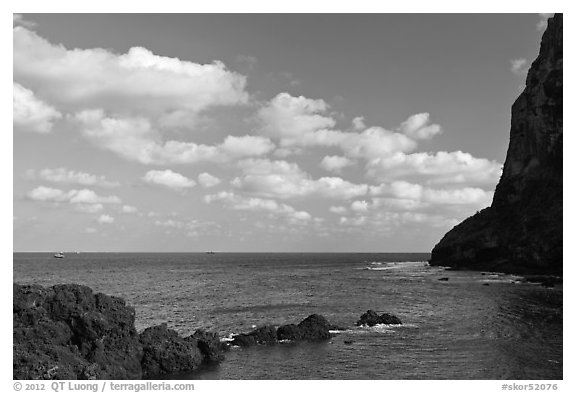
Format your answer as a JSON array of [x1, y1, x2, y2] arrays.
[[356, 310, 402, 326], [191, 329, 227, 363], [295, 314, 332, 340], [233, 314, 334, 345], [230, 325, 278, 347], [139, 324, 203, 378], [429, 14, 562, 275], [13, 283, 143, 380]]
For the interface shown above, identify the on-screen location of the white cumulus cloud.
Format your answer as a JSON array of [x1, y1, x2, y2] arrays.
[[399, 113, 442, 140], [320, 155, 355, 173], [14, 27, 248, 124], [27, 186, 121, 214], [257, 93, 336, 143], [75, 110, 274, 165], [205, 191, 312, 222], [143, 169, 196, 191], [352, 116, 366, 130], [198, 173, 221, 188], [366, 151, 502, 187], [13, 83, 62, 133], [234, 158, 368, 200]]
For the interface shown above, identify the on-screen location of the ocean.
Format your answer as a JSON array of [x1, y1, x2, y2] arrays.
[[12, 252, 562, 380]]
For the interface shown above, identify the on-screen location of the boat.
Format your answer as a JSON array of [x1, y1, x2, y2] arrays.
[[206, 251, 216, 255], [53, 252, 65, 259]]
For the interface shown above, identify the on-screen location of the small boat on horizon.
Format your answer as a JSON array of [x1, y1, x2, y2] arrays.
[[53, 252, 65, 259], [206, 251, 216, 255]]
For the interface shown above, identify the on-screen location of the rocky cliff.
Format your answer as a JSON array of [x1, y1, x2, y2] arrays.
[[430, 14, 562, 274]]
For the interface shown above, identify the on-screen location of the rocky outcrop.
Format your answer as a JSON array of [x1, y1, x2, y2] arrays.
[[277, 314, 332, 341], [356, 310, 402, 327], [192, 329, 227, 363], [14, 283, 143, 380], [430, 14, 563, 275], [13, 283, 225, 380], [230, 325, 278, 347], [231, 314, 333, 347], [139, 324, 203, 378]]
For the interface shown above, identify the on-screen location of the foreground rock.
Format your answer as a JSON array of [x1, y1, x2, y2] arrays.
[[231, 314, 333, 347], [14, 283, 143, 379], [139, 324, 203, 378], [13, 283, 224, 380], [429, 14, 562, 275], [356, 310, 402, 326]]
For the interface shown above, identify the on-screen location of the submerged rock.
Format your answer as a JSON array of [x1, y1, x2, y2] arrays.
[[429, 14, 563, 275], [356, 310, 402, 327]]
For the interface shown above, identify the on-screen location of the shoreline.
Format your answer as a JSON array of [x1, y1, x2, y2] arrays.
[[14, 282, 395, 380]]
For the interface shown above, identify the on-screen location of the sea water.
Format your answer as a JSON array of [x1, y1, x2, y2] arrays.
[[13, 252, 562, 379]]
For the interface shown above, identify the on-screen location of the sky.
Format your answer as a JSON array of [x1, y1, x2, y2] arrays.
[[13, 13, 552, 252]]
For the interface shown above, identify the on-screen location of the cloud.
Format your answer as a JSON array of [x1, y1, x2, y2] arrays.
[[29, 167, 119, 187], [382, 180, 493, 206], [27, 186, 121, 204], [75, 110, 274, 165], [14, 27, 248, 125], [198, 173, 221, 188], [351, 200, 369, 213], [352, 116, 366, 130], [97, 214, 115, 224], [205, 191, 312, 222], [399, 113, 442, 140], [142, 169, 196, 191], [320, 155, 355, 173], [257, 93, 336, 142], [257, 93, 418, 160], [13, 14, 37, 28], [27, 186, 121, 214], [13, 83, 62, 133], [366, 151, 502, 186], [219, 135, 276, 157], [329, 206, 348, 215], [338, 127, 417, 160], [121, 205, 138, 214], [510, 58, 529, 75], [233, 158, 368, 200], [537, 13, 554, 31]]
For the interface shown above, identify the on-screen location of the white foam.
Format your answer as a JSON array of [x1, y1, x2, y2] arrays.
[[220, 333, 236, 342]]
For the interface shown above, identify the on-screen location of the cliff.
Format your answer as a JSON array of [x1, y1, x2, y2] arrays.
[[429, 14, 562, 274]]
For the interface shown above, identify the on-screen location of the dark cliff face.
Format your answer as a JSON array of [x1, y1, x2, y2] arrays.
[[429, 14, 562, 274]]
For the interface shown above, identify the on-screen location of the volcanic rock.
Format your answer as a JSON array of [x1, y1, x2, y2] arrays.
[[139, 324, 203, 378], [356, 310, 402, 326], [13, 283, 143, 380]]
